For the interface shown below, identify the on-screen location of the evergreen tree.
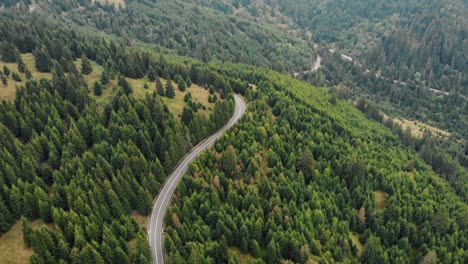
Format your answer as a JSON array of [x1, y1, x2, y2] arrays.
[[221, 145, 238, 178], [101, 69, 109, 85], [81, 55, 93, 75], [156, 77, 165, 96], [1, 75, 7, 87], [33, 46, 53, 72], [165, 80, 175, 98], [147, 66, 157, 81], [93, 81, 103, 96], [118, 76, 133, 95], [12, 72, 22, 82], [3, 65, 10, 77], [181, 107, 194, 125], [361, 236, 385, 264], [186, 76, 192, 87], [0, 42, 17, 62]]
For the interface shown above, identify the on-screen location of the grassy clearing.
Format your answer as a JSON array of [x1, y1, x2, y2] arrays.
[[0, 53, 52, 101], [349, 232, 364, 256], [131, 211, 148, 228], [95, 78, 216, 118], [1, 54, 216, 119], [75, 58, 104, 85], [161, 82, 214, 118], [93, 0, 126, 8], [0, 220, 47, 264], [0, 60, 20, 101], [228, 247, 262, 264], [374, 190, 389, 209], [382, 113, 451, 138]]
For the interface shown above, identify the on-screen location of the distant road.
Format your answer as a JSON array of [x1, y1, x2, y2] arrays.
[[293, 55, 322, 77], [148, 94, 247, 264]]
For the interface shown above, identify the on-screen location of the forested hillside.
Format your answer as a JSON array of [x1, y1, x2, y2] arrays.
[[0, 1, 467, 264], [0, 12, 236, 263], [163, 63, 467, 263], [199, 0, 468, 93], [42, 0, 314, 72]]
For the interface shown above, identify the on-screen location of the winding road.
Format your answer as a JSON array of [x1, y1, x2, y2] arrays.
[[148, 94, 247, 264]]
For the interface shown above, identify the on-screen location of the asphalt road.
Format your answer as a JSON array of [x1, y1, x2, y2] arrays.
[[148, 94, 247, 264]]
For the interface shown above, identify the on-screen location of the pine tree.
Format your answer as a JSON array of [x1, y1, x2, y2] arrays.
[[101, 69, 109, 85], [22, 217, 34, 247], [221, 145, 238, 178], [147, 66, 157, 81], [81, 55, 93, 75], [182, 107, 194, 125], [93, 81, 103, 96], [156, 77, 165, 96], [118, 76, 133, 95], [165, 80, 175, 98], [0, 42, 17, 62], [12, 72, 22, 82], [186, 76, 192, 87], [361, 236, 385, 264], [3, 65, 10, 77], [34, 46, 53, 72], [1, 75, 7, 87]]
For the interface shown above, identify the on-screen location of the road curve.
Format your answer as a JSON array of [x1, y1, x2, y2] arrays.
[[148, 94, 247, 264]]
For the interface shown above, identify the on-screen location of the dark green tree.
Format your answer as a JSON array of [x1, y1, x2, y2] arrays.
[[165, 80, 175, 98], [361, 236, 385, 264], [93, 81, 103, 96], [156, 77, 165, 96], [3, 65, 10, 77], [33, 46, 53, 72], [81, 55, 93, 75]]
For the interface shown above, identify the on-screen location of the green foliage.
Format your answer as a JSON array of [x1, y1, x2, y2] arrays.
[[33, 46, 53, 72], [361, 236, 386, 264], [93, 81, 103, 96], [164, 62, 467, 263], [0, 12, 237, 263], [165, 80, 175, 98], [100, 69, 110, 85], [81, 55, 93, 75], [12, 72, 22, 82], [156, 77, 165, 96], [3, 65, 10, 77]]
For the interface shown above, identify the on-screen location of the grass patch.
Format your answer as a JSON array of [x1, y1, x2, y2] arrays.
[[75, 58, 104, 85], [228, 247, 263, 264], [382, 113, 451, 139], [374, 190, 389, 209], [0, 220, 47, 264], [1, 54, 216, 120], [92, 0, 126, 8], [0, 53, 52, 101], [131, 211, 148, 228], [409, 247, 418, 262], [349, 232, 364, 256], [0, 60, 20, 101]]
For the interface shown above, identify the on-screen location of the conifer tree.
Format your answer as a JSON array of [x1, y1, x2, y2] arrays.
[[156, 77, 165, 96], [81, 55, 93, 75], [34, 46, 53, 72], [165, 80, 175, 98]]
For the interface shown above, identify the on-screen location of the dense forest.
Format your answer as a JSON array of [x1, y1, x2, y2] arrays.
[[163, 63, 467, 263], [199, 0, 468, 94], [0, 1, 467, 264], [8, 0, 466, 143], [48, 0, 314, 72], [0, 12, 236, 263]]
